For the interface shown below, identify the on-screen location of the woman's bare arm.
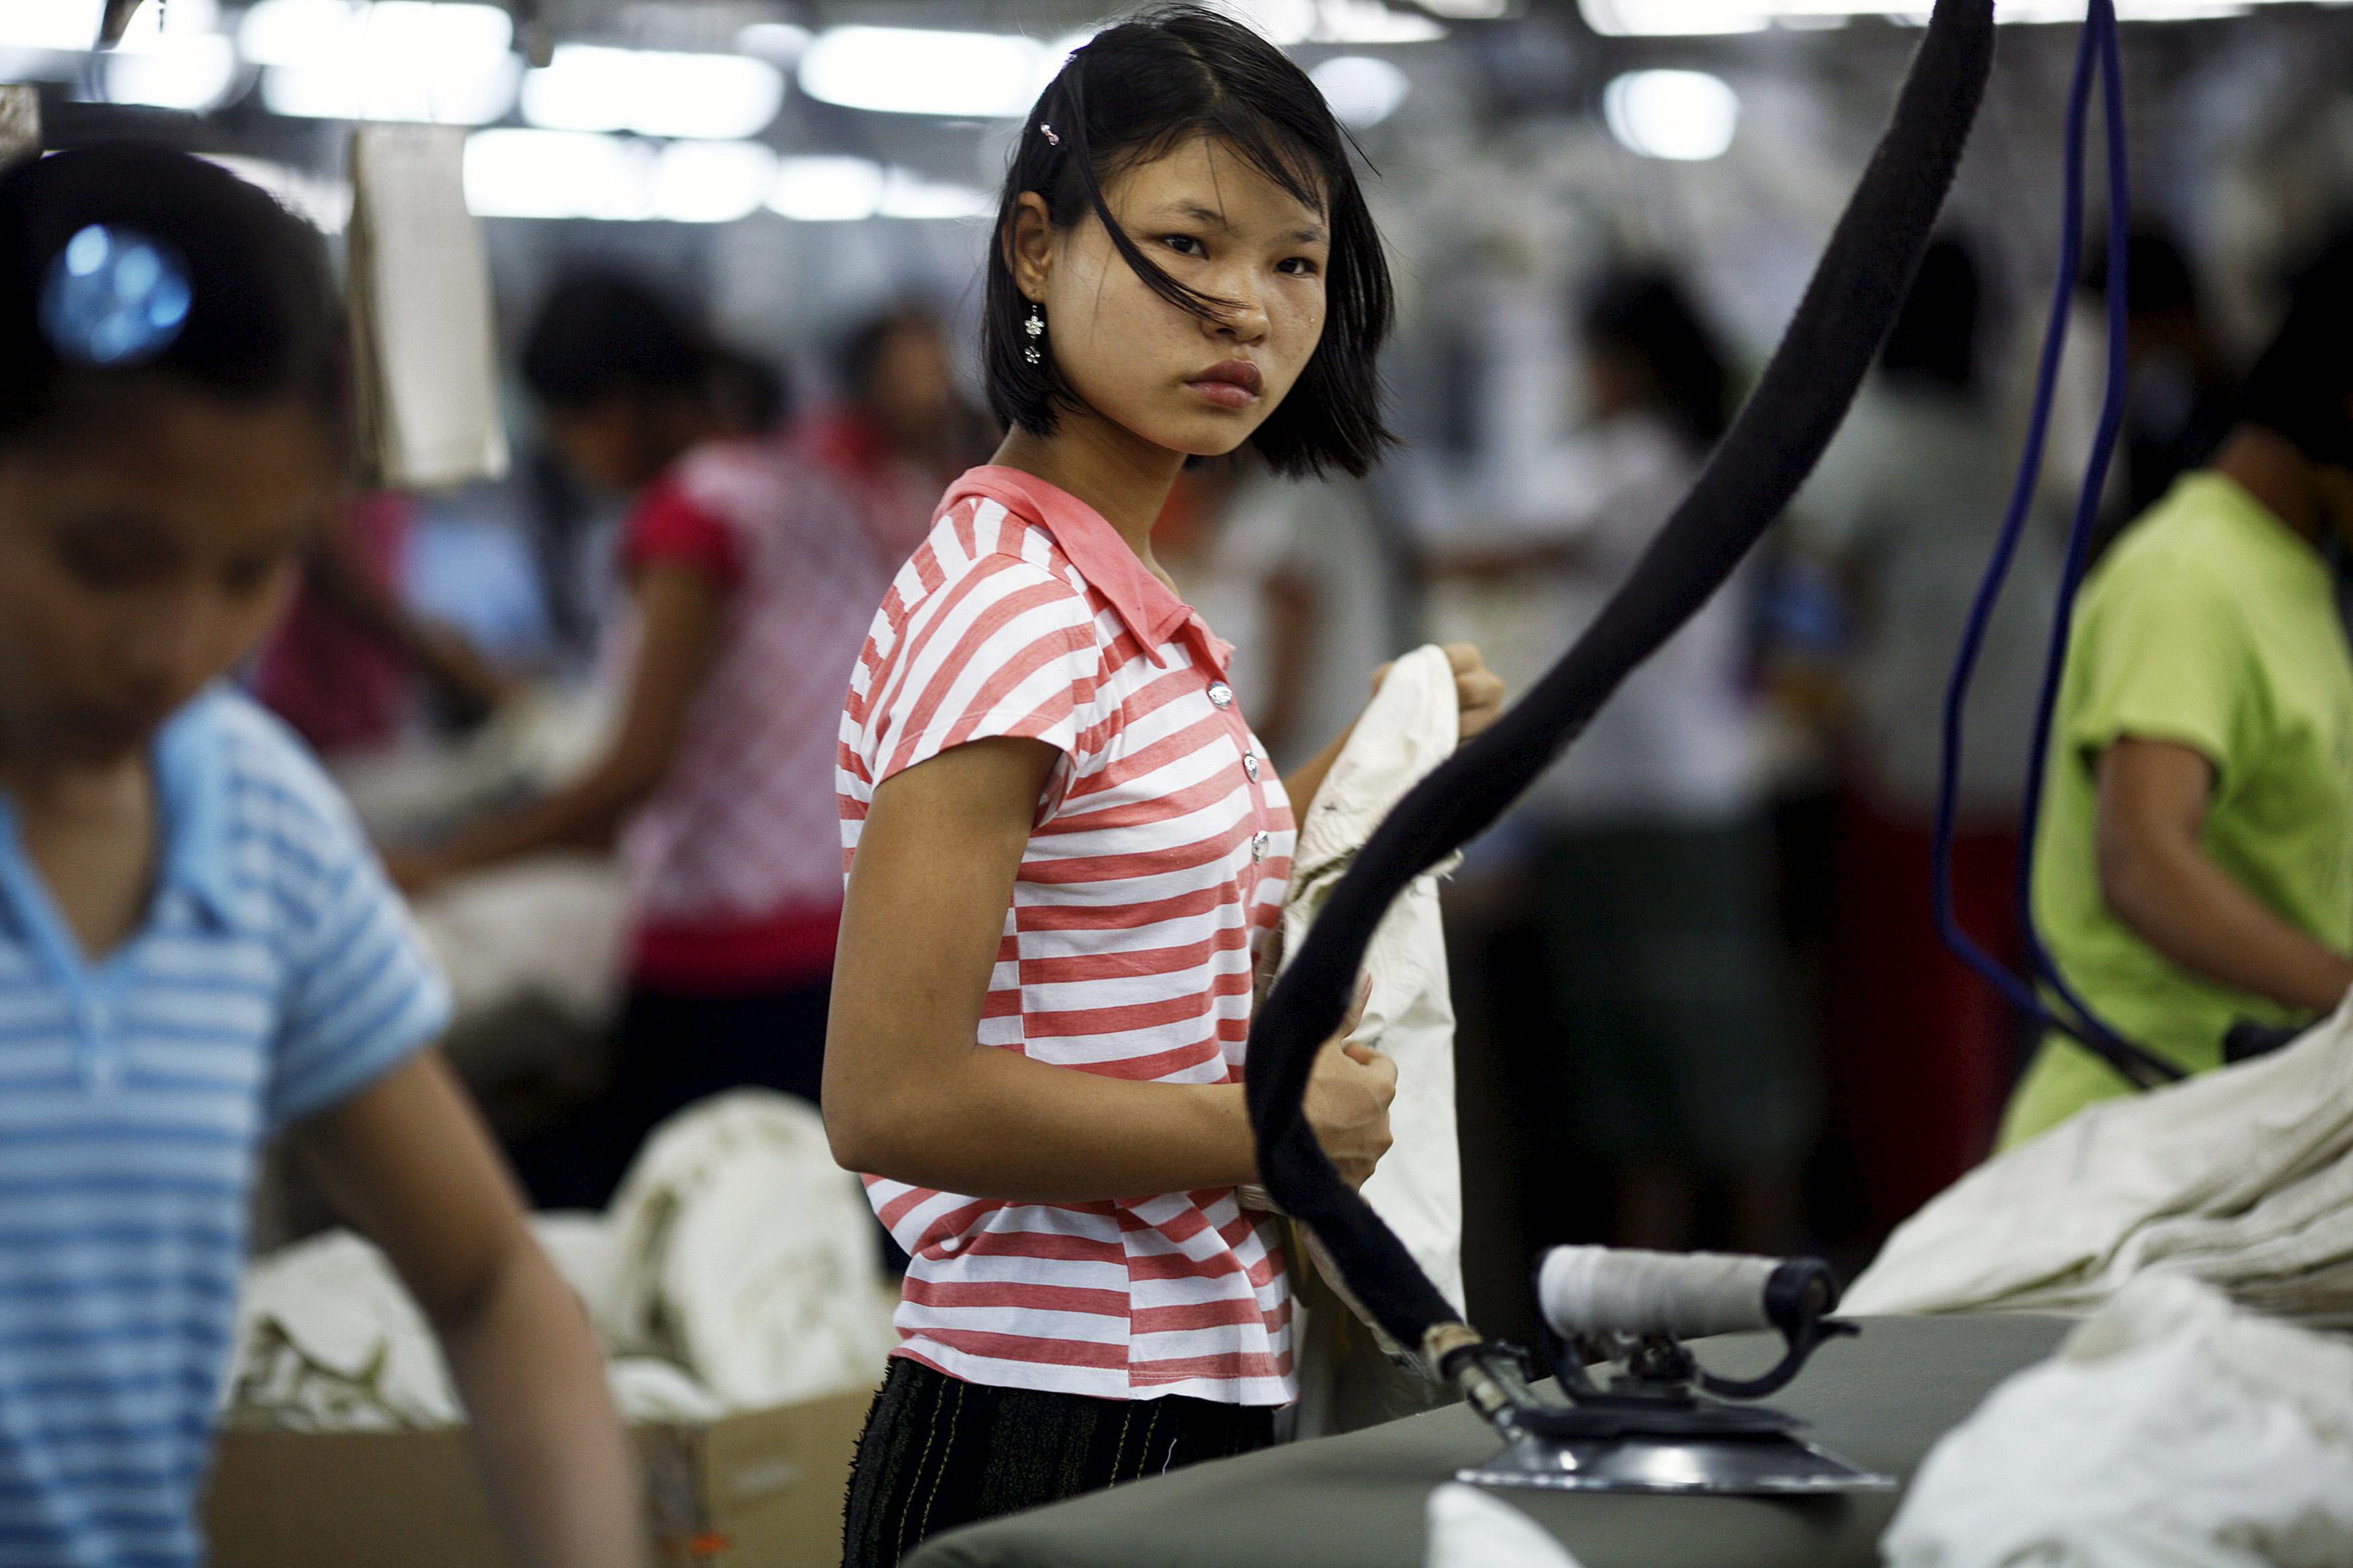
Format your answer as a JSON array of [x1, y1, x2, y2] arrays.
[[386, 564, 723, 891], [824, 735, 1394, 1200], [292, 1055, 646, 1568], [2098, 736, 2353, 1014]]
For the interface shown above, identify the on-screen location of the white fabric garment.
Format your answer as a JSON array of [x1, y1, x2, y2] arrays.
[[224, 1095, 891, 1431], [1424, 1483, 1587, 1568], [1882, 1276, 2353, 1568], [1844, 996, 2353, 1328], [606, 1091, 898, 1410], [530, 1209, 627, 1341], [606, 1357, 727, 1424], [228, 1231, 458, 1430], [409, 854, 627, 1035], [226, 1220, 739, 1430], [1277, 643, 1465, 1319]]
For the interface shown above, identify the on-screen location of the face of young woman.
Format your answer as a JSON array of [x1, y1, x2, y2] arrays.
[[1034, 135, 1332, 460], [0, 387, 325, 770]]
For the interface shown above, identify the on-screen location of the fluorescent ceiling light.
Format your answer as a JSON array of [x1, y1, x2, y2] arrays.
[[1211, 1, 1447, 42], [239, 0, 352, 64], [1311, 0, 1449, 41], [653, 139, 776, 222], [262, 54, 518, 123], [797, 27, 1045, 117], [877, 169, 993, 220], [1312, 54, 1411, 126], [1581, 1, 1767, 34], [107, 33, 237, 108], [1604, 69, 1739, 160], [465, 128, 655, 220], [523, 44, 783, 140], [111, 0, 221, 47], [101, 0, 237, 111], [241, 1, 509, 67], [768, 155, 883, 220], [1586, 0, 2296, 29], [1421, 0, 1513, 15], [247, 1, 516, 123], [0, 0, 102, 50], [466, 129, 786, 223]]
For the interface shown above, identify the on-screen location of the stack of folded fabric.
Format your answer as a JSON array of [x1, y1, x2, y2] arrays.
[[1845, 997, 2353, 1327], [225, 1091, 893, 1430]]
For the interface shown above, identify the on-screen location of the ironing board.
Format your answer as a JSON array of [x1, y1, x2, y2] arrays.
[[904, 1313, 2069, 1568]]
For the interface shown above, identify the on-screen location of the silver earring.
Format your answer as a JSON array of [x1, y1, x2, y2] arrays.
[[1024, 302, 1045, 365]]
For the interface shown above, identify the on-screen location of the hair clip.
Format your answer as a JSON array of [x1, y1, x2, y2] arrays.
[[1039, 122, 1060, 147], [40, 224, 191, 368]]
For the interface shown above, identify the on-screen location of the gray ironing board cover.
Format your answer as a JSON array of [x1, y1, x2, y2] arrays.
[[906, 1314, 2071, 1568]]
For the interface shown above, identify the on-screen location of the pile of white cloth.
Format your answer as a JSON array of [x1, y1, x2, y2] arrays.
[[1248, 645, 1466, 1438], [226, 1091, 893, 1430], [1275, 642, 1466, 1323], [1844, 996, 2353, 1328], [1882, 1276, 2353, 1567], [409, 854, 627, 1044]]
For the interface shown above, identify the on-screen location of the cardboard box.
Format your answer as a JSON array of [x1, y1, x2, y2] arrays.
[[204, 1388, 872, 1567]]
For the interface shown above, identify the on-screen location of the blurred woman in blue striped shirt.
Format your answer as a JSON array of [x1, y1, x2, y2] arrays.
[[0, 144, 644, 1568]]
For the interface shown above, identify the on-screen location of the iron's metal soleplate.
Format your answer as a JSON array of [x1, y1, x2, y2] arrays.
[[1459, 1432, 1895, 1495]]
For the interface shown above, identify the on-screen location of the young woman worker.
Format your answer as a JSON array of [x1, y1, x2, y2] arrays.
[[0, 145, 642, 1568], [825, 11, 1503, 1563]]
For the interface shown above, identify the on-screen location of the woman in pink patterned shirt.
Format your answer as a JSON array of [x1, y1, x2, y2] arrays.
[[826, 12, 1501, 1564], [393, 274, 892, 1208]]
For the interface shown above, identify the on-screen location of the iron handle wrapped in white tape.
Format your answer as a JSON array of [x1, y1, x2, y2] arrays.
[[1538, 1247, 1790, 1342]]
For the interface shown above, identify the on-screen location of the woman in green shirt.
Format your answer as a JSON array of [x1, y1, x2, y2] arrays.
[[2005, 237, 2353, 1145]]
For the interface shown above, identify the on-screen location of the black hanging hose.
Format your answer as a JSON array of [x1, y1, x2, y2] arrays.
[[1244, 0, 1999, 1357]]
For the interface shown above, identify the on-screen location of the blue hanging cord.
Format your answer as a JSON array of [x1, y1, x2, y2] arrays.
[[1932, 0, 2185, 1090]]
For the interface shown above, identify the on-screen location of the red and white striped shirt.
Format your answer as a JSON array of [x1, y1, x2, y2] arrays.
[[838, 466, 1300, 1405]]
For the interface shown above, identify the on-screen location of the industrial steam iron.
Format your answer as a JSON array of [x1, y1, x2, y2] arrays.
[[1446, 1247, 1892, 1496]]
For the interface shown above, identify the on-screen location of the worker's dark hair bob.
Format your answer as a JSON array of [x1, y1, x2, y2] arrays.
[[520, 270, 710, 410], [0, 144, 340, 454], [982, 5, 1396, 479], [2239, 226, 2353, 472]]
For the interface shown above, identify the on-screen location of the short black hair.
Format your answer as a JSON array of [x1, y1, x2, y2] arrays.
[[2239, 226, 2353, 471], [520, 270, 711, 410], [984, 5, 1396, 479], [2083, 222, 2200, 319], [1581, 268, 1730, 448], [0, 144, 340, 454], [1880, 235, 1983, 392], [707, 345, 793, 435]]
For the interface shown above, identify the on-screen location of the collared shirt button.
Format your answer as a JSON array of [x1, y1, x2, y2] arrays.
[[1251, 831, 1269, 863], [1243, 753, 1261, 781], [1207, 683, 1233, 710]]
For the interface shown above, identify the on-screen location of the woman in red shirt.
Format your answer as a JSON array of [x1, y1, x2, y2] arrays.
[[393, 274, 892, 1207]]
